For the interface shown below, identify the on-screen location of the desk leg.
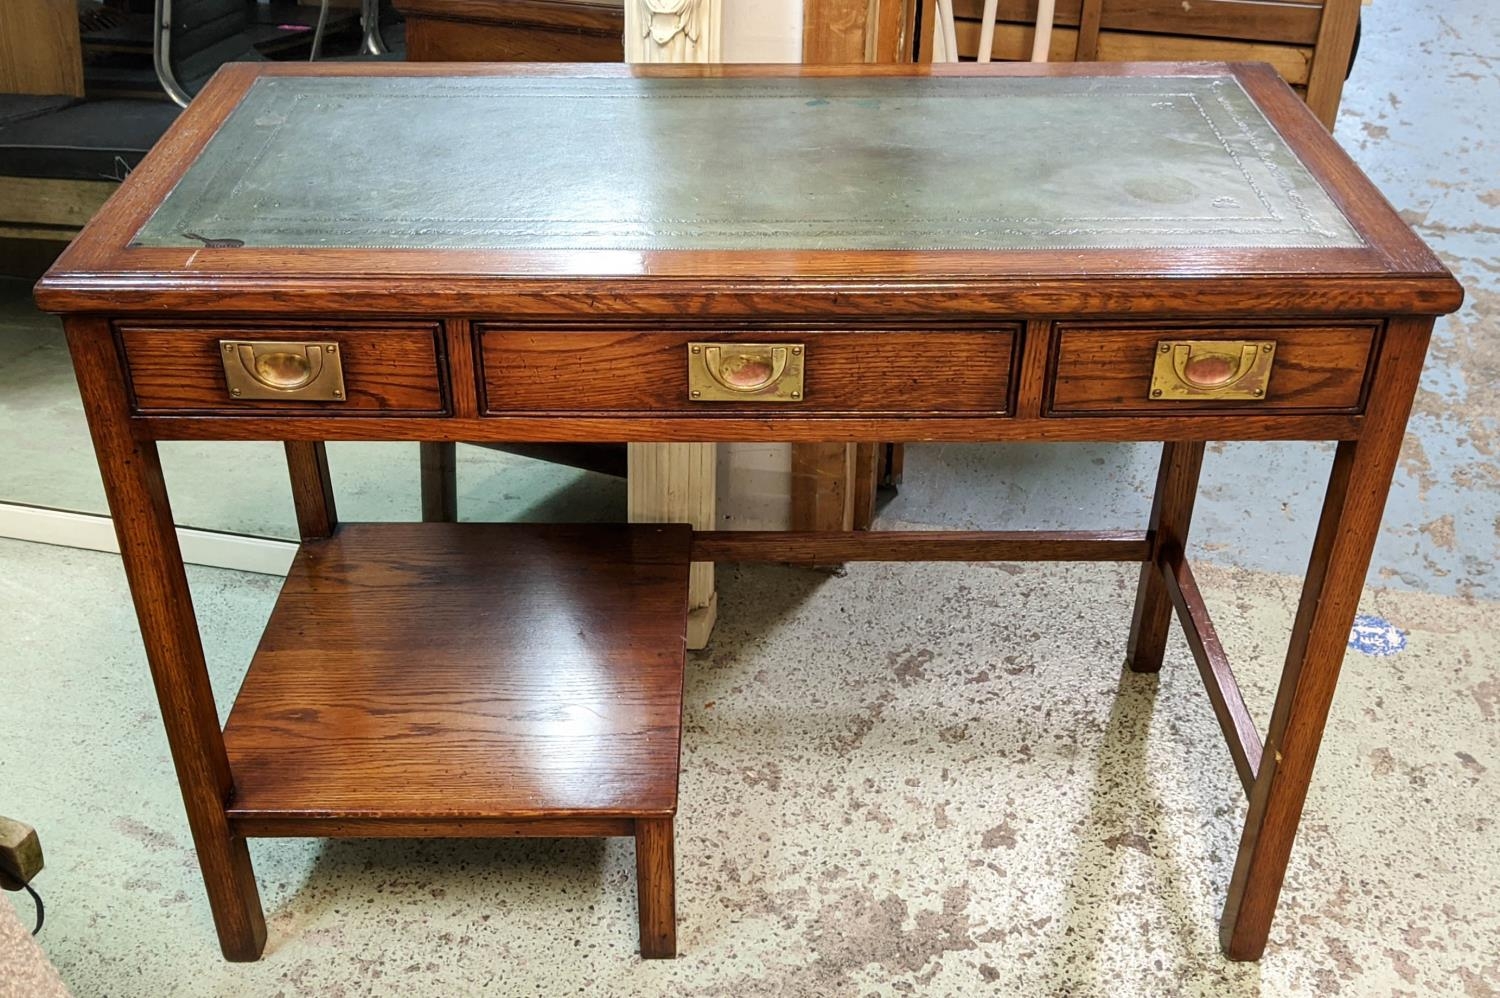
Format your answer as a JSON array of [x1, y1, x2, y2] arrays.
[[65, 319, 267, 960], [1126, 441, 1205, 673], [635, 817, 676, 959], [420, 442, 459, 522], [1220, 316, 1434, 960], [285, 442, 338, 540]]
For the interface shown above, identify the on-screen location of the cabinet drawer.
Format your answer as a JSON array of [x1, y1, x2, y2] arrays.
[[477, 327, 1018, 415], [1048, 323, 1379, 414], [119, 323, 447, 415]]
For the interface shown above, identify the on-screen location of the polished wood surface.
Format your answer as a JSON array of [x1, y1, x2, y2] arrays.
[[691, 530, 1150, 563], [1125, 441, 1203, 673], [634, 817, 676, 959], [1220, 314, 1437, 960], [479, 327, 1016, 415], [34, 64, 1460, 319], [1050, 323, 1377, 414], [283, 442, 338, 541], [41, 63, 1462, 966], [402, 0, 625, 62], [223, 522, 690, 821], [419, 441, 460, 521], [0, 0, 85, 98], [65, 317, 267, 962], [119, 323, 448, 415], [1163, 545, 1264, 793]]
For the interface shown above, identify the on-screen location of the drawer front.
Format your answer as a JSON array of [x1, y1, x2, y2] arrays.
[[477, 328, 1018, 415], [119, 323, 447, 414], [1048, 323, 1379, 414]]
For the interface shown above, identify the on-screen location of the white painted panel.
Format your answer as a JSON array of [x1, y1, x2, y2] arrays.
[[716, 443, 793, 530], [723, 0, 804, 63], [0, 503, 297, 576]]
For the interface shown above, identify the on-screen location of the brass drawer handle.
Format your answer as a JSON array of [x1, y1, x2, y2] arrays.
[[220, 340, 346, 401], [1150, 340, 1276, 401], [687, 342, 805, 402]]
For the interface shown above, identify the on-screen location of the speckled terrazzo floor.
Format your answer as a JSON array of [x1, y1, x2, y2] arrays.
[[3, 537, 1497, 996]]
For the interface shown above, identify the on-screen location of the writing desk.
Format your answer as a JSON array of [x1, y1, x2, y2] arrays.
[[36, 61, 1463, 964]]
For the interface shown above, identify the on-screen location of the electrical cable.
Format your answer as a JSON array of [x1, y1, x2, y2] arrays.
[[20, 882, 44, 935]]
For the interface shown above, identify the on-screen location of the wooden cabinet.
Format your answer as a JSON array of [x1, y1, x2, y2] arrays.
[[396, 0, 625, 61]]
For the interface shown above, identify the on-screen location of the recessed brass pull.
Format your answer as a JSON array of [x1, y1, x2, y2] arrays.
[[1150, 340, 1275, 401], [220, 340, 346, 401], [688, 342, 805, 402]]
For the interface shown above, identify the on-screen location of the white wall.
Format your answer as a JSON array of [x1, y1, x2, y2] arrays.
[[722, 0, 804, 63]]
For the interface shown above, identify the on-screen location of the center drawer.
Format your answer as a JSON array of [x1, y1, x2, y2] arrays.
[[476, 327, 1018, 415]]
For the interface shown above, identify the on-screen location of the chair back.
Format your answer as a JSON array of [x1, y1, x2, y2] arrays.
[[932, 0, 1055, 64], [157, 0, 256, 104]]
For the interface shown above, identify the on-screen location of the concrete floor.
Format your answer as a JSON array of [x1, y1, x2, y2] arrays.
[[3, 541, 1497, 996], [2, 0, 1497, 993]]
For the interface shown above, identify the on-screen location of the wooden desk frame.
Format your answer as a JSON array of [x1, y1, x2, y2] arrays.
[[37, 61, 1462, 964]]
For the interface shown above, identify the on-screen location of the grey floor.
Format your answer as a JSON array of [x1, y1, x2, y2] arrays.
[[2, 0, 1497, 994]]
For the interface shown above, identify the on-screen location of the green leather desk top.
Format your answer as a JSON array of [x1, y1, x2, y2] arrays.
[[132, 73, 1362, 253]]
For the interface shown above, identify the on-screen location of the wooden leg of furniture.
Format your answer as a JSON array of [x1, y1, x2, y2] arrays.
[[878, 443, 905, 488], [64, 319, 267, 961], [852, 443, 880, 531], [634, 817, 676, 959], [791, 443, 856, 536], [284, 442, 338, 540], [1126, 441, 1206, 673], [1220, 317, 1434, 960], [419, 441, 458, 522]]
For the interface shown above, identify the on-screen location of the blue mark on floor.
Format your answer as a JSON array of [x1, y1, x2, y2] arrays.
[[1348, 615, 1408, 656]]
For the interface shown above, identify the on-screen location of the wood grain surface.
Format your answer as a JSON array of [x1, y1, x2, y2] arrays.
[[119, 323, 447, 415], [634, 817, 676, 959], [1049, 323, 1378, 414], [33, 64, 1462, 318], [1125, 441, 1205, 673], [222, 523, 691, 822], [65, 317, 268, 961], [478, 327, 1016, 415]]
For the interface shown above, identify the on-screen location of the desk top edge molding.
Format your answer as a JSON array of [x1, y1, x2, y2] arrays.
[[34, 61, 1461, 318]]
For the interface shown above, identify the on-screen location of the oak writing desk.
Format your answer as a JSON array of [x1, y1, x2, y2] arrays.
[[36, 62, 1463, 963]]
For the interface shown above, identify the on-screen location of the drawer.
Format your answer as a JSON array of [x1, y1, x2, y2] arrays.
[[119, 323, 447, 415], [477, 327, 1018, 415], [1048, 323, 1379, 414]]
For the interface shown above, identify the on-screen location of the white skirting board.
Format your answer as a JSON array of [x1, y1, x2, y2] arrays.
[[0, 502, 297, 577]]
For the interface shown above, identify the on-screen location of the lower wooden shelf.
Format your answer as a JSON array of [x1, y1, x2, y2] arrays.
[[222, 522, 692, 837]]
